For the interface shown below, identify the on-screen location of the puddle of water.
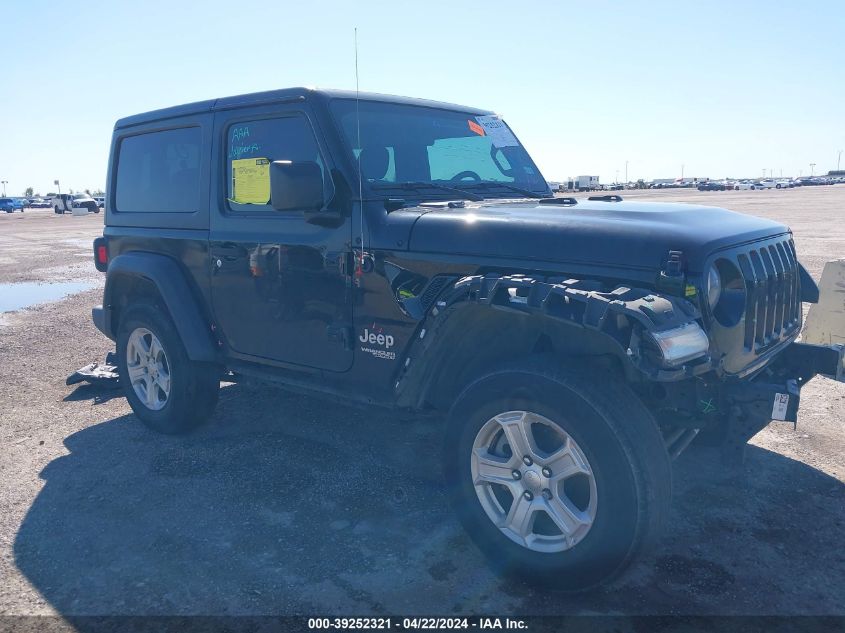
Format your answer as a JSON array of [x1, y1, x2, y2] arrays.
[[0, 281, 97, 313]]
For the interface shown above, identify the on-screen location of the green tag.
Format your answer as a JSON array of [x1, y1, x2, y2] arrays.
[[685, 284, 697, 297]]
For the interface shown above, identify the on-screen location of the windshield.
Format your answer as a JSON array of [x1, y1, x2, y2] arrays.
[[330, 99, 549, 198]]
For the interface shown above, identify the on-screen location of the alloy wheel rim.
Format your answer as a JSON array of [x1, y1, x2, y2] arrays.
[[126, 327, 171, 411], [470, 411, 598, 553]]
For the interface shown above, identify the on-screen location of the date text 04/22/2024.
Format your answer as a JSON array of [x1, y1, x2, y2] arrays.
[[307, 617, 528, 630]]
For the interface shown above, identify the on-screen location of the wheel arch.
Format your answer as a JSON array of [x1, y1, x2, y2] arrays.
[[396, 304, 628, 411], [103, 252, 218, 362], [393, 273, 707, 412]]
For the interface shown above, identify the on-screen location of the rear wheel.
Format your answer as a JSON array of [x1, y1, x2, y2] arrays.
[[117, 301, 219, 434], [444, 360, 671, 591]]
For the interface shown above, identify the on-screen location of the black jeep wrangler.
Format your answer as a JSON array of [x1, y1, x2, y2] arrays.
[[92, 88, 843, 590]]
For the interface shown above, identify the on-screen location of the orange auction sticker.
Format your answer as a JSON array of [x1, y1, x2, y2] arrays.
[[468, 119, 485, 136]]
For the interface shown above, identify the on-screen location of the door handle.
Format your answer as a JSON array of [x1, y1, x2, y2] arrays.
[[211, 242, 247, 261]]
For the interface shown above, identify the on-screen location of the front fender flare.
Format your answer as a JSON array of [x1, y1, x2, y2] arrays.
[[394, 273, 711, 408]]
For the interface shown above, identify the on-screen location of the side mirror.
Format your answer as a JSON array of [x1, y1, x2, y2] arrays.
[[269, 160, 324, 212]]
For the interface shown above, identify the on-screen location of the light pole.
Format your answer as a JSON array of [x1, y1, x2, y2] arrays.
[[838, 150, 842, 172], [625, 160, 629, 184], [681, 164, 684, 181], [615, 169, 619, 184], [1, 181, 6, 196], [810, 163, 816, 176]]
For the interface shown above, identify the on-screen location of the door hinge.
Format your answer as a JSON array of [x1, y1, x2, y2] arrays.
[[325, 251, 356, 277]]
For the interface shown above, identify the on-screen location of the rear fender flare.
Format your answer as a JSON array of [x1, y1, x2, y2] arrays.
[[102, 252, 217, 362]]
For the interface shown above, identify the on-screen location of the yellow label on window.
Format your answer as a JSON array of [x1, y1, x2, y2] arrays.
[[685, 284, 697, 297], [232, 158, 270, 204]]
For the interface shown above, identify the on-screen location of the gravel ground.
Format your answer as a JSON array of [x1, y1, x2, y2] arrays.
[[0, 193, 843, 617]]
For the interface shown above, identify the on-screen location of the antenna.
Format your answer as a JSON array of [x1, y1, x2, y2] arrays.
[[354, 28, 364, 278]]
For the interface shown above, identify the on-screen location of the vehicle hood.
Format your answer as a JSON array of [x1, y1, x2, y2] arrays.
[[406, 199, 789, 273]]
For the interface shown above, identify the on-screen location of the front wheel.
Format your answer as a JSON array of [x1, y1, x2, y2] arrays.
[[117, 302, 220, 434], [444, 361, 671, 591]]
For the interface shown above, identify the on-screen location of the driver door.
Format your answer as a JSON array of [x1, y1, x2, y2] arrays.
[[208, 105, 354, 373]]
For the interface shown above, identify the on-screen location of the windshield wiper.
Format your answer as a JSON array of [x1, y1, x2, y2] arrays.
[[454, 182, 548, 199], [372, 181, 483, 202]]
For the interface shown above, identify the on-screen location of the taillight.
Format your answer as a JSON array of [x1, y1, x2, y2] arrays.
[[93, 237, 108, 272]]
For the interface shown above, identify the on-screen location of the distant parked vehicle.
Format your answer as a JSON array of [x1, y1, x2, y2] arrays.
[[734, 181, 757, 190], [28, 198, 51, 208], [94, 196, 105, 208], [697, 181, 726, 191], [52, 193, 99, 214], [756, 179, 777, 189], [52, 193, 73, 214], [775, 180, 793, 189], [70, 193, 100, 214], [0, 198, 17, 213]]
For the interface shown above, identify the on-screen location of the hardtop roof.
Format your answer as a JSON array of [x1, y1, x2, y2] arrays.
[[114, 87, 494, 129]]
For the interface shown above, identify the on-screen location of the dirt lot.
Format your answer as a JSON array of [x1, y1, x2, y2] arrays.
[[0, 189, 843, 617]]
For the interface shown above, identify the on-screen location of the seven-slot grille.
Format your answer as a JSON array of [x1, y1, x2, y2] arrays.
[[735, 238, 801, 351]]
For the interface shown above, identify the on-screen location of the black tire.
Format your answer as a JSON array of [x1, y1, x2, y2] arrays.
[[117, 301, 219, 434], [444, 359, 671, 591]]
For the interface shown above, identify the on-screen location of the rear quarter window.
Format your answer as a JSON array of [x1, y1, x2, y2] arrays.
[[115, 127, 202, 213]]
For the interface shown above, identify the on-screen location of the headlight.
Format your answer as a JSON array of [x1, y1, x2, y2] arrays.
[[710, 259, 746, 327], [649, 322, 710, 367], [706, 265, 722, 309]]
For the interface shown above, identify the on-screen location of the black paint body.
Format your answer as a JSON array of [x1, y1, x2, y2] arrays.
[[96, 88, 809, 409]]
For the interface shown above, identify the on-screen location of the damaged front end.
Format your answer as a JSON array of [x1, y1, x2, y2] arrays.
[[444, 273, 715, 380], [395, 270, 845, 464]]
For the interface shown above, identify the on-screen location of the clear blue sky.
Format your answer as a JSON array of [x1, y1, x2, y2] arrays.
[[2, 0, 843, 195]]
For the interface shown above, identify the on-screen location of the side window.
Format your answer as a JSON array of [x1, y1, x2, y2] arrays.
[[115, 127, 201, 213], [226, 115, 328, 213]]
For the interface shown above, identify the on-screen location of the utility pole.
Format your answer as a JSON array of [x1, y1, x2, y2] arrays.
[[0, 181, 6, 196], [810, 163, 816, 176]]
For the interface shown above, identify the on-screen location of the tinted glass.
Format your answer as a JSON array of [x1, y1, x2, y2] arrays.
[[115, 127, 201, 213], [226, 115, 328, 212], [330, 100, 547, 194]]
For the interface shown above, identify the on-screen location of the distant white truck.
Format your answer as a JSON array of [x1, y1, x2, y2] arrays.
[[51, 193, 100, 214], [575, 175, 599, 191], [558, 175, 600, 192]]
